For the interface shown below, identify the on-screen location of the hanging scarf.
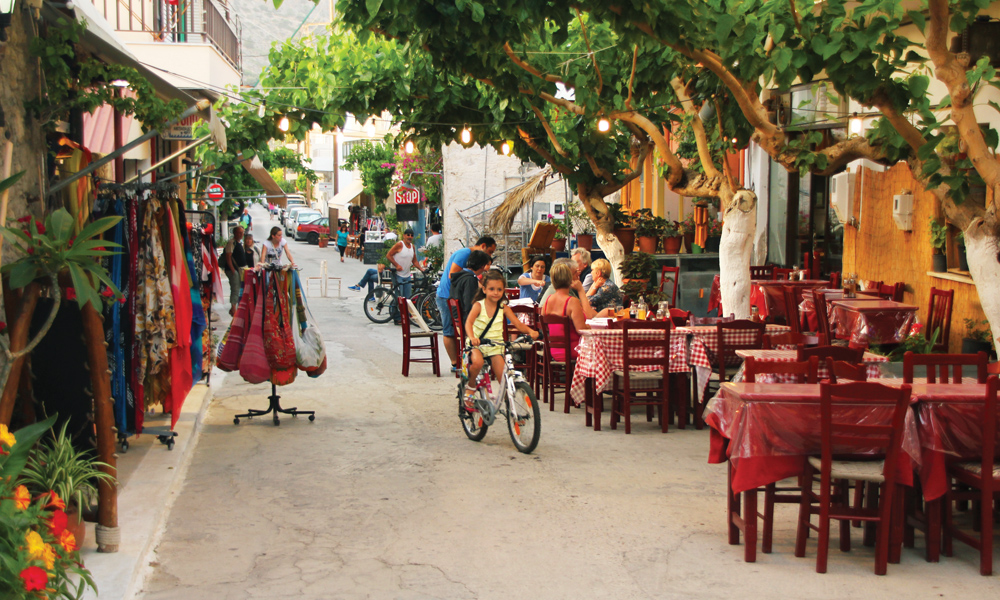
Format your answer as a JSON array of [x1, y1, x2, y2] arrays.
[[264, 270, 297, 385]]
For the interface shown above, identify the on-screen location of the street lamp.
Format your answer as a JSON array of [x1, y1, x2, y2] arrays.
[[0, 0, 15, 43]]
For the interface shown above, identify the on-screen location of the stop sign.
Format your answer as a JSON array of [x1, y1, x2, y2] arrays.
[[206, 183, 225, 206], [395, 185, 419, 205]]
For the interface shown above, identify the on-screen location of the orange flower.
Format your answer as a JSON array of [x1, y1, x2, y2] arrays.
[[0, 423, 15, 451], [41, 544, 56, 570], [42, 491, 65, 510], [58, 530, 77, 553], [13, 485, 31, 510]]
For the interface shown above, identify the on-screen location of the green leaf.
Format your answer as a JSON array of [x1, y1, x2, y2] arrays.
[[907, 10, 925, 31], [1, 415, 58, 479], [908, 74, 929, 98], [0, 170, 25, 195], [715, 14, 736, 44], [470, 1, 484, 22], [365, 0, 382, 18], [75, 215, 121, 243], [47, 208, 75, 243], [8, 260, 38, 289]]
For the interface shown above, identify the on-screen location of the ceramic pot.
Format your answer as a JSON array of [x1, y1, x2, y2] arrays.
[[318, 238, 329, 248], [67, 506, 86, 553], [663, 236, 682, 255], [683, 232, 695, 251], [637, 236, 659, 254], [932, 253, 947, 273], [613, 227, 636, 255], [551, 238, 567, 252], [576, 233, 594, 250]]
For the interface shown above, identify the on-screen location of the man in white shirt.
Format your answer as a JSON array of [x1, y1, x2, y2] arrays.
[[425, 224, 443, 248]]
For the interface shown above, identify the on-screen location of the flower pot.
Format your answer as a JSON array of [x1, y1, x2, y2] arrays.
[[613, 227, 636, 255], [683, 232, 695, 252], [931, 253, 947, 272], [961, 338, 993, 356], [621, 278, 649, 286], [551, 238, 567, 252], [637, 235, 659, 254], [318, 238, 329, 248], [705, 236, 721, 253], [576, 233, 594, 250], [959, 247, 969, 271], [67, 506, 86, 553], [662, 235, 682, 255]]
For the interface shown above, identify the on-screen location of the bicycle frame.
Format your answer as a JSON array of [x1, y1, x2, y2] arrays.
[[466, 340, 529, 427]]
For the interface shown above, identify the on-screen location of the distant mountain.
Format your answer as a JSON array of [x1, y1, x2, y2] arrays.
[[230, 0, 333, 86]]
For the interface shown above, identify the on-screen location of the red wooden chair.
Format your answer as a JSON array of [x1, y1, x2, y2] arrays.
[[399, 297, 441, 377], [990, 361, 1000, 375], [690, 314, 735, 326], [878, 282, 905, 302], [504, 287, 520, 300], [903, 351, 987, 384], [762, 332, 827, 349], [773, 267, 793, 280], [797, 344, 864, 365], [943, 376, 1000, 575], [825, 358, 869, 383], [539, 313, 576, 414], [447, 299, 466, 379], [859, 279, 884, 293], [659, 266, 680, 307], [809, 290, 835, 349], [782, 285, 802, 333], [750, 265, 775, 280], [829, 271, 840, 289], [669, 307, 691, 327], [715, 320, 766, 383], [795, 381, 914, 574], [505, 304, 539, 387], [609, 321, 671, 434], [927, 287, 955, 353]]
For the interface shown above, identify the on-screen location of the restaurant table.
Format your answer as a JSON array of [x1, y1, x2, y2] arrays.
[[732, 348, 888, 382], [829, 299, 919, 346], [674, 324, 791, 400], [707, 274, 827, 318], [798, 290, 881, 332]]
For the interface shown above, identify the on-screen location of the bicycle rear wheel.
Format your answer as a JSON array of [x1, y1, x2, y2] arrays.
[[459, 380, 488, 441], [364, 287, 395, 324], [506, 381, 540, 453], [418, 293, 443, 331]]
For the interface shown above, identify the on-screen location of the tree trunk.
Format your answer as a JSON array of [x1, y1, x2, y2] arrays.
[[964, 215, 1000, 351], [718, 189, 758, 319], [577, 186, 626, 285]]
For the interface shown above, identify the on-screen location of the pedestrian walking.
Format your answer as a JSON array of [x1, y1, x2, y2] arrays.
[[336, 225, 349, 262], [222, 226, 247, 316]]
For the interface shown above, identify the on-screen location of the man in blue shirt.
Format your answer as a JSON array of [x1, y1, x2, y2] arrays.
[[437, 236, 496, 372]]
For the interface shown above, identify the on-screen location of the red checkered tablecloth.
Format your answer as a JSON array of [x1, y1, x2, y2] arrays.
[[731, 349, 888, 383], [569, 328, 689, 406], [674, 324, 791, 398]]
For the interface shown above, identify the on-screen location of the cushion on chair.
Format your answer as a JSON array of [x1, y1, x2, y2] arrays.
[[410, 331, 436, 339], [611, 369, 666, 381], [808, 457, 886, 482], [951, 462, 1000, 480]]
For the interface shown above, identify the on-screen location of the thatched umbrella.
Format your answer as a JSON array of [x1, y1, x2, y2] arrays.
[[488, 166, 552, 235]]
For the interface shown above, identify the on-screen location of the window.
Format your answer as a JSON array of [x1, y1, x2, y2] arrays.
[[342, 140, 365, 159]]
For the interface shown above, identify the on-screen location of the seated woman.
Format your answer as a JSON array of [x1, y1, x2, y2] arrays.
[[586, 258, 622, 314], [540, 260, 591, 361], [517, 256, 550, 302]]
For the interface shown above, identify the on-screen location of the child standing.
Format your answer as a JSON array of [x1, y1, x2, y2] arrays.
[[463, 270, 539, 410]]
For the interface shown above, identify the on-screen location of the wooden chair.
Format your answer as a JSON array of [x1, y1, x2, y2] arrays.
[[659, 266, 680, 306], [399, 297, 441, 377], [504, 287, 521, 300], [943, 376, 1000, 575], [669, 307, 691, 327], [990, 361, 1000, 375], [704, 321, 766, 418], [773, 267, 793, 280], [690, 314, 735, 326], [795, 381, 914, 575], [810, 289, 834, 344], [505, 304, 539, 387], [539, 313, 576, 414], [750, 265, 775, 280], [447, 299, 466, 379], [902, 350, 988, 384], [743, 355, 819, 554], [927, 287, 955, 353], [878, 282, 905, 302], [797, 344, 864, 365], [762, 332, 827, 349], [782, 285, 802, 334], [609, 321, 671, 434], [859, 279, 884, 293], [825, 358, 869, 383], [829, 271, 840, 289]]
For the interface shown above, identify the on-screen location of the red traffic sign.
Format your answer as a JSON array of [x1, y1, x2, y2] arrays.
[[395, 185, 419, 205], [206, 183, 225, 205]]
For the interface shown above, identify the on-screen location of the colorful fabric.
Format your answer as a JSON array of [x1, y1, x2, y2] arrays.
[[135, 196, 177, 387], [239, 275, 271, 384]]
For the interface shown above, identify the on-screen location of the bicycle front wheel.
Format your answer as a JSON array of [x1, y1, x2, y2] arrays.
[[506, 381, 540, 453], [459, 380, 488, 441], [418, 293, 443, 331], [364, 287, 395, 324]]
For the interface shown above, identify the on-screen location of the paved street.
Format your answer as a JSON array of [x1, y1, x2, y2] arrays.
[[137, 207, 1000, 599]]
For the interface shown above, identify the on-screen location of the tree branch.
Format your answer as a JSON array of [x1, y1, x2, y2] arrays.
[[517, 127, 573, 176], [610, 110, 685, 187], [626, 45, 638, 110], [869, 90, 925, 153], [594, 141, 651, 197], [575, 8, 603, 97], [584, 152, 615, 183], [669, 77, 721, 179], [529, 105, 570, 158], [503, 42, 566, 85]]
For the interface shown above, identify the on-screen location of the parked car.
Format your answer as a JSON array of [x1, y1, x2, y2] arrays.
[[285, 208, 322, 236], [280, 195, 306, 225], [296, 218, 330, 244]]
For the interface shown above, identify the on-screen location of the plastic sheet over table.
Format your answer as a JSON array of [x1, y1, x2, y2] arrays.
[[674, 324, 791, 400], [829, 301, 918, 346], [729, 348, 889, 383]]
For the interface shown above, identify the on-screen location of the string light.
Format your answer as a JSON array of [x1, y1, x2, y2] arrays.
[[849, 112, 863, 136], [460, 127, 472, 145], [501, 140, 511, 155], [404, 139, 415, 154], [278, 116, 290, 132], [597, 118, 611, 132]]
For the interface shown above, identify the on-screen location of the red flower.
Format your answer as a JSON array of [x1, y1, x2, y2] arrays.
[[910, 323, 924, 336], [26, 247, 34, 254], [100, 287, 114, 298], [0, 321, 6, 333], [35, 221, 45, 234], [118, 297, 126, 304], [48, 509, 68, 537], [65, 288, 77, 301], [19, 566, 47, 591], [203, 224, 214, 234], [16, 215, 31, 223]]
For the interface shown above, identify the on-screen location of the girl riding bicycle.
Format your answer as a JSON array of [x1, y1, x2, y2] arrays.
[[463, 270, 538, 409]]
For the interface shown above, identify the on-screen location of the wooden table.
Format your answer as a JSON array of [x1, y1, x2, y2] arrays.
[[829, 299, 918, 346], [732, 348, 888, 381]]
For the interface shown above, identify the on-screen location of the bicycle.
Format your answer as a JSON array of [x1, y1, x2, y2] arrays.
[[458, 336, 541, 453]]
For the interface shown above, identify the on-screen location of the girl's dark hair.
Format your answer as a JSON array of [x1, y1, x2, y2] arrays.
[[473, 269, 508, 306], [268, 226, 281, 241]]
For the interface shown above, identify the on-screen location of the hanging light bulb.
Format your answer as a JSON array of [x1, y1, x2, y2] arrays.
[[460, 127, 472, 145], [501, 140, 511, 156], [404, 139, 415, 154], [366, 120, 377, 137], [278, 116, 290, 132], [597, 118, 611, 133], [849, 113, 864, 136]]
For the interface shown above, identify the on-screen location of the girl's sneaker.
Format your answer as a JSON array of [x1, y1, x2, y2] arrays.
[[463, 387, 478, 412]]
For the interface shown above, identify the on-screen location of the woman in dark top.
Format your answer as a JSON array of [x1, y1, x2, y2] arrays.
[[586, 258, 622, 313]]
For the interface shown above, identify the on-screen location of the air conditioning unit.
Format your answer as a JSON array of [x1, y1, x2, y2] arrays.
[[830, 172, 856, 225], [893, 193, 914, 231]]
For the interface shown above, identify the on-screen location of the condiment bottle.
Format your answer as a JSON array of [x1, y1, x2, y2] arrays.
[[629, 303, 638, 320], [751, 305, 762, 323], [637, 297, 648, 320]]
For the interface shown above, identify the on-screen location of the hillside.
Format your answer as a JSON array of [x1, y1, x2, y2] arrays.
[[230, 0, 333, 86]]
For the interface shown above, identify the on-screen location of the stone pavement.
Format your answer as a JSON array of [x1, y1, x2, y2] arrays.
[[132, 207, 1000, 599]]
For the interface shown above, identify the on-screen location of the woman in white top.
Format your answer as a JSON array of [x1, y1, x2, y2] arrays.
[[262, 227, 296, 268]]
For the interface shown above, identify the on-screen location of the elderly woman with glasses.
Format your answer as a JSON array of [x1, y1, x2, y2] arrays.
[[585, 258, 622, 314]]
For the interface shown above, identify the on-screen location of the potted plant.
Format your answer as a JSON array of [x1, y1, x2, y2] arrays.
[[20, 421, 117, 552], [930, 217, 947, 272], [620, 251, 657, 284], [961, 318, 994, 356], [680, 214, 696, 251], [607, 203, 635, 254], [551, 216, 570, 251], [567, 199, 595, 250], [633, 209, 661, 254], [705, 218, 724, 253], [317, 233, 330, 248], [956, 232, 969, 271], [662, 219, 682, 254]]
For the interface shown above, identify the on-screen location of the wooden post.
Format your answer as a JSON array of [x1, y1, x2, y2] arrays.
[[0, 282, 41, 426], [80, 302, 119, 552]]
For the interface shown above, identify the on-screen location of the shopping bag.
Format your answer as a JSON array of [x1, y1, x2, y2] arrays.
[[239, 275, 271, 384], [292, 272, 326, 370], [264, 271, 297, 371], [218, 275, 256, 371]]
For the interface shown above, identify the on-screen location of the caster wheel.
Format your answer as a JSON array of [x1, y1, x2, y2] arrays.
[[166, 440, 174, 451], [273, 418, 280, 426], [234, 417, 240, 425], [308, 415, 315, 422]]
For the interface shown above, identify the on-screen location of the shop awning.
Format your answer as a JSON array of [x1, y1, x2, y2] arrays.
[[329, 180, 365, 210], [242, 157, 286, 204]]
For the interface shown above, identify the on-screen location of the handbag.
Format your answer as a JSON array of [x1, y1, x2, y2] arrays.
[[218, 275, 256, 371], [238, 274, 271, 384], [264, 271, 298, 385], [292, 272, 326, 370]]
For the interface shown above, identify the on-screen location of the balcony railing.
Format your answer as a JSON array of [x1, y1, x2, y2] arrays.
[[90, 0, 242, 72]]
